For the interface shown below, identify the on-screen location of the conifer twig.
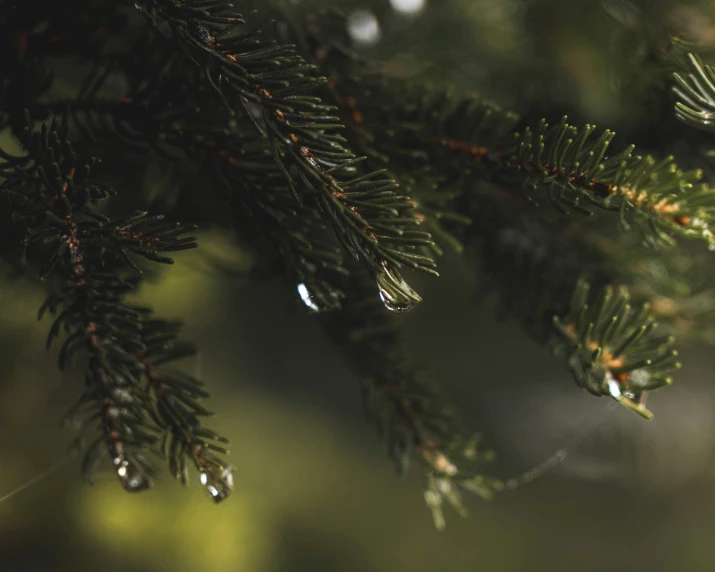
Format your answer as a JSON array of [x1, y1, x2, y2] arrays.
[[0, 111, 232, 500], [320, 273, 500, 529], [132, 0, 438, 312]]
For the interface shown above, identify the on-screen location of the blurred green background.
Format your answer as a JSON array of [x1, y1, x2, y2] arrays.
[[5, 0, 715, 570]]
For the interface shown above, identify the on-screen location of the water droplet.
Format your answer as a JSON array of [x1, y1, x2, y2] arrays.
[[115, 457, 152, 492], [297, 282, 319, 311], [296, 282, 342, 313], [200, 464, 234, 503], [379, 290, 416, 312], [606, 371, 651, 416], [606, 374, 622, 399], [376, 261, 421, 312]]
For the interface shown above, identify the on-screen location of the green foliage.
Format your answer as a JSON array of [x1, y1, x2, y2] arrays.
[[134, 0, 438, 312], [319, 271, 500, 528], [504, 116, 715, 247], [553, 281, 680, 419], [1, 111, 232, 499], [3, 0, 715, 532], [286, 31, 715, 252]]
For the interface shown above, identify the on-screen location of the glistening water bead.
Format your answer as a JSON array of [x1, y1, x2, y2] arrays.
[[297, 282, 320, 312], [200, 464, 234, 503], [296, 282, 343, 313], [378, 288, 415, 312], [376, 261, 422, 312], [115, 457, 152, 492]]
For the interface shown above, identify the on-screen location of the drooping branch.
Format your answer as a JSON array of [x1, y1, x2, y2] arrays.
[[47, 64, 350, 312], [1, 111, 232, 500], [463, 182, 680, 418], [131, 0, 438, 312], [319, 271, 500, 529]]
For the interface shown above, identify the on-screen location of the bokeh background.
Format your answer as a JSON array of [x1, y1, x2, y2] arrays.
[[4, 0, 715, 570]]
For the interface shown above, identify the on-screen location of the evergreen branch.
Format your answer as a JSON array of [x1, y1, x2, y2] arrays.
[[314, 50, 476, 257], [73, 57, 487, 511], [46, 273, 158, 492], [0, 111, 232, 500], [465, 184, 679, 418], [297, 40, 715, 250], [137, 317, 233, 502], [45, 44, 488, 514], [131, 0, 438, 312], [496, 116, 713, 247], [287, 29, 517, 258], [553, 281, 680, 419], [151, 107, 350, 311], [281, 24, 684, 418], [102, 211, 199, 269], [0, 0, 706, 531], [320, 273, 501, 529], [50, 73, 349, 311], [427, 102, 715, 247], [373, 86, 714, 247]]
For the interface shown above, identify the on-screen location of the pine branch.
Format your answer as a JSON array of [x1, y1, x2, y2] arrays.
[[319, 272, 500, 529], [495, 116, 713, 246], [276, 13, 685, 418], [44, 38, 497, 520], [465, 185, 680, 418], [64, 44, 494, 518], [149, 102, 350, 311], [0, 0, 706, 528], [553, 281, 679, 419], [393, 93, 715, 247], [0, 111, 232, 500], [291, 36, 715, 250], [312, 50, 477, 258], [136, 317, 233, 501], [49, 60, 350, 312], [131, 0, 438, 312]]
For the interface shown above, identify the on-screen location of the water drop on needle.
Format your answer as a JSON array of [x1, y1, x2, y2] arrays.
[[200, 464, 234, 503], [115, 457, 152, 492], [296, 282, 343, 313], [297, 282, 320, 312], [376, 261, 421, 313]]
